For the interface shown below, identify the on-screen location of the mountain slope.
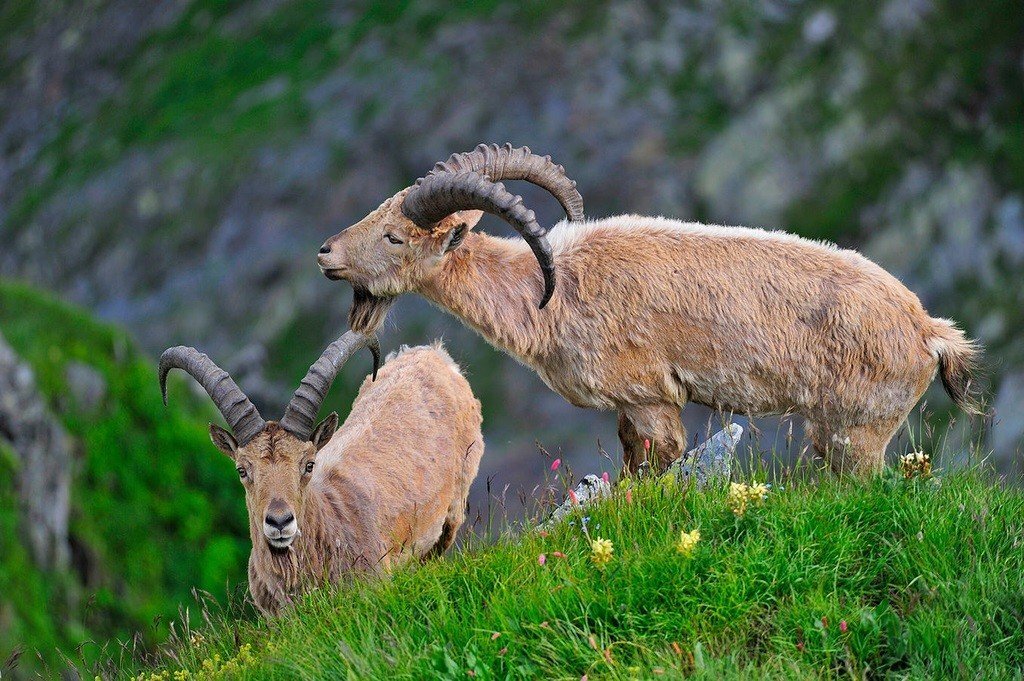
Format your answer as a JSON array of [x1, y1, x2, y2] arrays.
[[121, 467, 1024, 679]]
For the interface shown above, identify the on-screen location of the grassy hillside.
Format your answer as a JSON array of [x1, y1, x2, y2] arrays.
[[118, 465, 1024, 679], [0, 281, 249, 674]]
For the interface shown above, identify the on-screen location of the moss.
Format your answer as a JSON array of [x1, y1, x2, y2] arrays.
[[0, 281, 248, 671]]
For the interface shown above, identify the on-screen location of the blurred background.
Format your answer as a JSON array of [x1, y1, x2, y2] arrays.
[[1, 0, 1022, 673]]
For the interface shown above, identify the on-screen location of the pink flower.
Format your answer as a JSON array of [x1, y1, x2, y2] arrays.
[[602, 471, 610, 484], [625, 489, 633, 504], [839, 620, 848, 633], [551, 458, 561, 471], [491, 632, 501, 640], [552, 551, 566, 558], [643, 439, 651, 451], [538, 554, 547, 566], [568, 490, 579, 505]]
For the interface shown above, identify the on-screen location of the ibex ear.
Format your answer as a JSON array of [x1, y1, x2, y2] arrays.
[[209, 423, 238, 459], [436, 210, 483, 254], [441, 224, 468, 253], [311, 412, 339, 451]]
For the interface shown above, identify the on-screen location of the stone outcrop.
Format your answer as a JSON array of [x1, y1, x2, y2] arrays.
[[0, 332, 72, 570]]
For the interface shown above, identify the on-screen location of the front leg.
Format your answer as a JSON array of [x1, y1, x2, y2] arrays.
[[617, 404, 687, 474]]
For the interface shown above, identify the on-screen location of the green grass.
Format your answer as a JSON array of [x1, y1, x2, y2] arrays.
[[0, 281, 249, 673], [116, 465, 1024, 680]]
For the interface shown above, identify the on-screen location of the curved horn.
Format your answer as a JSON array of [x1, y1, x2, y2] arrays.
[[402, 171, 557, 308], [424, 143, 584, 221], [279, 331, 381, 441], [159, 347, 266, 445]]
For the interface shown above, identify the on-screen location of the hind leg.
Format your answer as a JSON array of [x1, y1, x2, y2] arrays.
[[424, 519, 457, 560], [807, 415, 906, 476], [424, 490, 470, 560], [618, 403, 687, 474]]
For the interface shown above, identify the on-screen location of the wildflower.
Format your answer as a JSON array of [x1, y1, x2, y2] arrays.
[[821, 616, 828, 628], [491, 632, 501, 640], [727, 482, 769, 516], [568, 489, 579, 505], [625, 489, 633, 504], [538, 554, 547, 566], [602, 471, 610, 484], [552, 551, 566, 559], [839, 620, 848, 633], [676, 529, 701, 556], [644, 439, 651, 452], [900, 451, 932, 479], [591, 537, 614, 567], [551, 458, 562, 471]]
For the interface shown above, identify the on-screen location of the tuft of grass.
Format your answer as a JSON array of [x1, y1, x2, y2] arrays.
[[118, 464, 1024, 679]]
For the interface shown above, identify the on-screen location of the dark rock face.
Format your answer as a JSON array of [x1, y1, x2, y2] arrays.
[[0, 332, 72, 571]]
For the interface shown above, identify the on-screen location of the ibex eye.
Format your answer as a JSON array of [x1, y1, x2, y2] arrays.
[[237, 467, 247, 479], [384, 234, 403, 245], [304, 461, 315, 474]]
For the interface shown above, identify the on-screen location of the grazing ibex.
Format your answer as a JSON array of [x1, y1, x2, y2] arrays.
[[159, 332, 484, 615], [316, 143, 980, 476]]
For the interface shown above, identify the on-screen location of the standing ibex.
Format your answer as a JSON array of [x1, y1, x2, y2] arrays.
[[159, 332, 484, 615], [316, 143, 980, 475]]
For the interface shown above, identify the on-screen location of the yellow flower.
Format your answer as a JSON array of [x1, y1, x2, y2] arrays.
[[900, 451, 931, 479], [676, 529, 701, 556], [591, 537, 614, 567], [728, 482, 769, 516]]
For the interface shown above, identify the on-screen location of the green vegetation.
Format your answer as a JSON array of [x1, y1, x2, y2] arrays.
[[120, 465, 1024, 679], [0, 282, 249, 673]]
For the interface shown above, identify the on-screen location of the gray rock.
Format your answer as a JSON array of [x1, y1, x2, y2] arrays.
[[65, 361, 106, 412], [541, 425, 742, 528], [541, 474, 612, 528], [0, 332, 73, 571], [666, 423, 742, 488]]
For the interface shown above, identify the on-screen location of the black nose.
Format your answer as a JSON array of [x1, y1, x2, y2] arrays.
[[319, 241, 331, 254], [265, 510, 294, 530]]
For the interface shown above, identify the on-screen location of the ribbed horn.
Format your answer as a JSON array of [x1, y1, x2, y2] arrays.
[[402, 171, 557, 308], [424, 143, 584, 221], [159, 347, 266, 445], [279, 331, 381, 441]]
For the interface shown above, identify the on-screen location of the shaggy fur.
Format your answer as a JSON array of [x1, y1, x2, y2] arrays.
[[213, 344, 483, 615], [319, 201, 980, 476]]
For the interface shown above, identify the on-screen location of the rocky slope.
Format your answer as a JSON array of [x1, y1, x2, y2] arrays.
[[2, 0, 1021, 486]]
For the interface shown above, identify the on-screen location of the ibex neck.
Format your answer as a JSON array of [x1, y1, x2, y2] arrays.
[[418, 232, 558, 362]]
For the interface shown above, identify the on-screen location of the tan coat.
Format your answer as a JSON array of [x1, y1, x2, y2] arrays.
[[319, 200, 979, 475], [234, 345, 483, 615]]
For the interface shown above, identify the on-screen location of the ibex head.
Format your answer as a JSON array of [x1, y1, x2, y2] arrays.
[[317, 143, 584, 332], [159, 332, 379, 553]]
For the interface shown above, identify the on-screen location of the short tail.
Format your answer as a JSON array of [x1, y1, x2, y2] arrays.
[[927, 318, 984, 416]]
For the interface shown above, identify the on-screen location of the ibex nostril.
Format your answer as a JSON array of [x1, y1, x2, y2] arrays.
[[265, 511, 294, 530], [319, 242, 331, 254]]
